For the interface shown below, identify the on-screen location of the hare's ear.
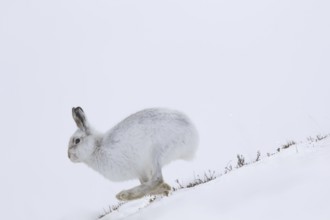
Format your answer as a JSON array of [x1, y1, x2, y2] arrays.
[[72, 107, 89, 131]]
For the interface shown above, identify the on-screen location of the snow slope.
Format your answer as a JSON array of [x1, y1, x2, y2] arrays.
[[101, 137, 330, 220]]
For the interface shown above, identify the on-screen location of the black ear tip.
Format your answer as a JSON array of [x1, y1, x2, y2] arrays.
[[72, 106, 84, 113], [76, 106, 84, 112]]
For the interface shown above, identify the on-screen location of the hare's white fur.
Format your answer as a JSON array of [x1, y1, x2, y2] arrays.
[[68, 107, 198, 201]]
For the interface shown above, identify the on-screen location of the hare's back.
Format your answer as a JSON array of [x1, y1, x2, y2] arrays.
[[123, 108, 194, 133], [105, 108, 197, 148]]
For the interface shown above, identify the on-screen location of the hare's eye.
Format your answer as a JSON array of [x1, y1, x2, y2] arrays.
[[75, 138, 80, 144]]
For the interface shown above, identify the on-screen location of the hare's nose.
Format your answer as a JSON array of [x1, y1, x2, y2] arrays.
[[68, 152, 71, 159]]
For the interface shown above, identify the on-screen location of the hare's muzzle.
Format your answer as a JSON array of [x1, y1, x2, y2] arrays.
[[68, 151, 79, 163]]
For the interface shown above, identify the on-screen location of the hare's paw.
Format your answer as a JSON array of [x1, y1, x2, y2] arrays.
[[116, 190, 130, 201], [161, 183, 171, 191], [150, 183, 172, 196], [116, 190, 144, 201], [160, 182, 172, 196]]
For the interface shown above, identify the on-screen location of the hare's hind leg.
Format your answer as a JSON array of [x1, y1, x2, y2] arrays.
[[141, 174, 172, 197], [149, 182, 171, 196], [116, 182, 154, 201], [116, 166, 171, 201]]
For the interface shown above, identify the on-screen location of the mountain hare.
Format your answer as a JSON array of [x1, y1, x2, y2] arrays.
[[68, 107, 198, 201]]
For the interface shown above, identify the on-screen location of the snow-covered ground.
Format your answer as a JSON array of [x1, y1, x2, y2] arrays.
[[102, 136, 330, 220]]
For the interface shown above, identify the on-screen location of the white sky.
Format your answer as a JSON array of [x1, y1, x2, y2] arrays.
[[0, 0, 330, 219]]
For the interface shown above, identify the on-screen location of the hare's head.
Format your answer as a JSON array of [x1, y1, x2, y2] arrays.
[[68, 107, 99, 163]]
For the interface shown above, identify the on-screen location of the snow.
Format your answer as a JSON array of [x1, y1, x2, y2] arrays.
[[1, 0, 330, 220], [102, 138, 330, 220]]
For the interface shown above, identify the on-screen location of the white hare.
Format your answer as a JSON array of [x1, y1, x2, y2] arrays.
[[68, 107, 198, 201]]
